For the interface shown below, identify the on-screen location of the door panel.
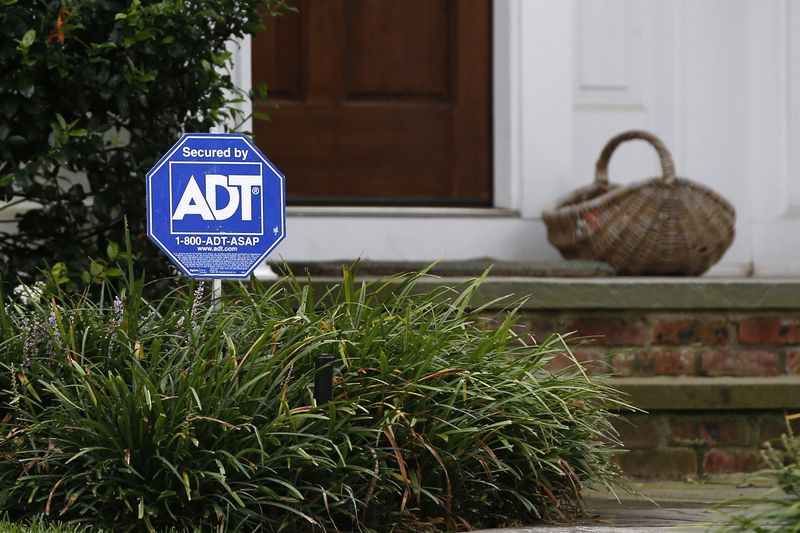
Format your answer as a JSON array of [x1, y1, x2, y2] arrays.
[[251, 0, 492, 205], [345, 0, 450, 99]]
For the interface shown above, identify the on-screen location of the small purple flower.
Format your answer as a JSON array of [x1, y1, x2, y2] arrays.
[[113, 296, 124, 316], [22, 315, 46, 360], [46, 310, 61, 357], [109, 296, 124, 328]]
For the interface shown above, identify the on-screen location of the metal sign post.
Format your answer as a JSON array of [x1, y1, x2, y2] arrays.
[[211, 278, 222, 311], [209, 127, 222, 311], [314, 354, 334, 405]]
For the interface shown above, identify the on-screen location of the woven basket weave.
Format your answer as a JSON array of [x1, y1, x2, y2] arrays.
[[542, 130, 736, 275]]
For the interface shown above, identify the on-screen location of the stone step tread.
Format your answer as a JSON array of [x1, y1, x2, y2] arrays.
[[605, 376, 800, 410], [288, 274, 800, 310]]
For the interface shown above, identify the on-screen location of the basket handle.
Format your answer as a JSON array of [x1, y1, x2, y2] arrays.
[[594, 130, 677, 185]]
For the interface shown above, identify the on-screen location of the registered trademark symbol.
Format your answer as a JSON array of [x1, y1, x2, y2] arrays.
[[252, 187, 260, 195]]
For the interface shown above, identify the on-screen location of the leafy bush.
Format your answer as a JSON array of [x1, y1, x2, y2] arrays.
[[0, 0, 287, 289], [712, 418, 800, 531], [0, 263, 629, 531]]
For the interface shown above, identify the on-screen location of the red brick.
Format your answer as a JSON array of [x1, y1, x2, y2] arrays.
[[700, 350, 780, 376], [651, 318, 730, 345], [666, 417, 750, 447], [615, 449, 698, 479], [758, 415, 800, 444], [698, 418, 751, 447], [546, 350, 610, 375], [668, 419, 702, 447], [759, 416, 787, 444], [613, 415, 664, 449], [520, 316, 563, 345], [787, 351, 800, 374], [739, 317, 800, 344], [612, 350, 695, 376], [702, 450, 761, 474], [564, 318, 645, 346]]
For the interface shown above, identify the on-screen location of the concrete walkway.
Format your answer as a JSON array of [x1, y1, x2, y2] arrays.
[[473, 474, 783, 532]]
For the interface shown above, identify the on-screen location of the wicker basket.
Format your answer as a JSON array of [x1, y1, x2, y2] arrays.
[[542, 130, 736, 275]]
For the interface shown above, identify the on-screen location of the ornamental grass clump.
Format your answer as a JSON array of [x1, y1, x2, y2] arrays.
[[0, 263, 629, 532], [711, 417, 800, 531]]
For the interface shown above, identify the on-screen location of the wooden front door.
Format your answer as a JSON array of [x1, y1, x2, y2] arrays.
[[251, 0, 492, 206]]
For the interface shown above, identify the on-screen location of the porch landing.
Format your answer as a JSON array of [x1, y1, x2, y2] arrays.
[[475, 474, 786, 532]]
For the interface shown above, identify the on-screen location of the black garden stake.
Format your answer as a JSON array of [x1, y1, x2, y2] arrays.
[[314, 353, 334, 405]]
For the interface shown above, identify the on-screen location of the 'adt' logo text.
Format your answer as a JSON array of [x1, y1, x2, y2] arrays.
[[170, 162, 264, 236]]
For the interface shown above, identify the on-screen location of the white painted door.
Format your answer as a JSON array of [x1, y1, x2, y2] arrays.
[[566, 0, 754, 276], [565, 0, 800, 276], [749, 0, 800, 276]]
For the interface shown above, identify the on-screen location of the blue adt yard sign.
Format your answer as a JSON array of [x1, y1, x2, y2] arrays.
[[146, 133, 285, 278]]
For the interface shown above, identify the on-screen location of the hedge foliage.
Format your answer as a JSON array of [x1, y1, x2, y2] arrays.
[[0, 262, 630, 531], [0, 0, 288, 288]]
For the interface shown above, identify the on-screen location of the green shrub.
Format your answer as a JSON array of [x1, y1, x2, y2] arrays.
[[0, 264, 629, 531], [0, 0, 288, 289]]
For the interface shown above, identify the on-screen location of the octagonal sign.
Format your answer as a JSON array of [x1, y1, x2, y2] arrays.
[[146, 133, 285, 279]]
